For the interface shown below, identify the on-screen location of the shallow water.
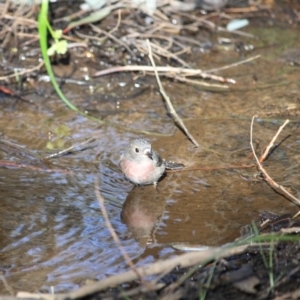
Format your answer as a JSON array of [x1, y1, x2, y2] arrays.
[[1, 5, 300, 293]]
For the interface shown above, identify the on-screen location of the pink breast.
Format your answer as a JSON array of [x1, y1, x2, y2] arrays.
[[121, 159, 155, 184]]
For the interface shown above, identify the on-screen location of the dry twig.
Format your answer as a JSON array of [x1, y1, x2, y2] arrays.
[[43, 137, 96, 159], [94, 65, 232, 88], [93, 177, 144, 281], [259, 119, 289, 163], [205, 55, 261, 73], [147, 39, 199, 147], [64, 245, 247, 299], [0, 275, 14, 296], [16, 244, 247, 300], [0, 61, 44, 81], [250, 116, 300, 206]]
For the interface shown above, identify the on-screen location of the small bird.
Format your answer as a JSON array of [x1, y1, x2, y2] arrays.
[[120, 138, 183, 187]]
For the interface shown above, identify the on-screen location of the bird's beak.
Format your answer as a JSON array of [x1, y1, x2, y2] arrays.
[[144, 148, 153, 160]]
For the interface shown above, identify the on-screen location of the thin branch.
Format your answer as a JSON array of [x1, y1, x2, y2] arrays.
[[93, 65, 233, 84], [260, 119, 289, 163], [0, 275, 14, 296], [90, 24, 135, 58], [147, 39, 199, 147], [65, 245, 247, 300], [147, 40, 191, 68], [250, 116, 300, 206], [172, 75, 229, 89], [205, 55, 261, 73], [93, 178, 144, 281], [0, 61, 44, 81], [43, 137, 96, 159]]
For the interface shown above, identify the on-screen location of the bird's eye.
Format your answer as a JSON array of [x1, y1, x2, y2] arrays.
[[135, 148, 139, 153]]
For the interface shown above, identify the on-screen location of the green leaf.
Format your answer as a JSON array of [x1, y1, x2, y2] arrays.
[[47, 40, 68, 56], [47, 44, 56, 56], [38, 0, 78, 111], [52, 29, 63, 40], [56, 40, 68, 54]]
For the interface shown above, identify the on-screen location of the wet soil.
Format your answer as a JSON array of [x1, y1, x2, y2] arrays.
[[1, 0, 300, 298]]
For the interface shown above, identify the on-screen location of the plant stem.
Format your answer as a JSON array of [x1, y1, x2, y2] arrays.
[[38, 0, 79, 111]]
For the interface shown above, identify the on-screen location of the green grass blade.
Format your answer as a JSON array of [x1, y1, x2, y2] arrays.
[[38, 0, 78, 111]]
